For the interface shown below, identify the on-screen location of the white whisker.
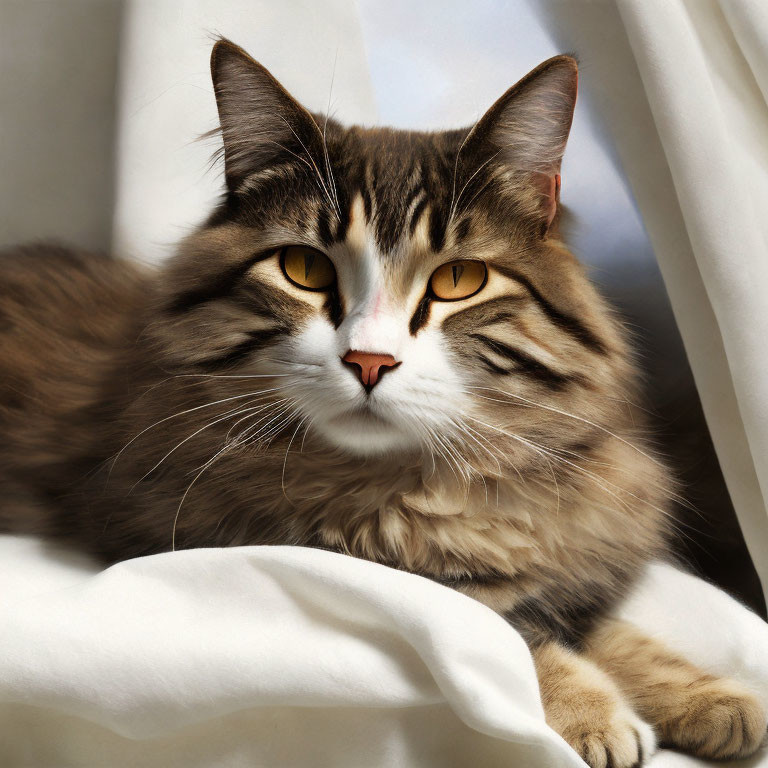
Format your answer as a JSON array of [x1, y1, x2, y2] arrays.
[[282, 415, 308, 499], [466, 415, 680, 526], [225, 398, 289, 441], [109, 386, 287, 478], [130, 399, 283, 491], [465, 385, 664, 467], [171, 439, 236, 551]]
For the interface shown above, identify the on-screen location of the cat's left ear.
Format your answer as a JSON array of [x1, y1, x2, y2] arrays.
[[465, 55, 578, 233]]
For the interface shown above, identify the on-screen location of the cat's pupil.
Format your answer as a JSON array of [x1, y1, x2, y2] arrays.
[[304, 252, 316, 280], [452, 263, 464, 287]]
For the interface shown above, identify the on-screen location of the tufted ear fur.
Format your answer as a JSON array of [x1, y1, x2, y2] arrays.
[[210, 39, 325, 192], [464, 55, 578, 232]]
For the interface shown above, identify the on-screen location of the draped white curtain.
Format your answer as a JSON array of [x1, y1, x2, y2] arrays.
[[536, 0, 768, 594], [618, 0, 768, 596]]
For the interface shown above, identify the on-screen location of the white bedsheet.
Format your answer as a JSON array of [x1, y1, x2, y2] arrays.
[[0, 535, 766, 768]]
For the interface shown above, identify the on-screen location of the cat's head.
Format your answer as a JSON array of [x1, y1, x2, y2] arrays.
[[155, 40, 631, 468]]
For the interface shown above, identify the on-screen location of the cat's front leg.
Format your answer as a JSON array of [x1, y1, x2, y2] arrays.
[[584, 618, 768, 761], [532, 641, 656, 768]]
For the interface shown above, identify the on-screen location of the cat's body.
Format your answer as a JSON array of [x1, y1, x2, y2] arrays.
[[0, 41, 765, 767], [0, 244, 664, 648]]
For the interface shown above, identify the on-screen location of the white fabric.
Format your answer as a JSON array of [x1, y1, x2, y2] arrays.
[[535, 0, 768, 592], [615, 0, 768, 609], [0, 535, 766, 768]]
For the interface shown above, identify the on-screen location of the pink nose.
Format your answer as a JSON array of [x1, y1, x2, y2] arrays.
[[341, 350, 400, 391]]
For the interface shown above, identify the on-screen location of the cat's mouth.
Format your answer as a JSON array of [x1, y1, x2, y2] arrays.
[[328, 404, 392, 428], [317, 403, 418, 455]]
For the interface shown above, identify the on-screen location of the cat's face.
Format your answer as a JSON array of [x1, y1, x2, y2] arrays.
[[158, 41, 629, 467]]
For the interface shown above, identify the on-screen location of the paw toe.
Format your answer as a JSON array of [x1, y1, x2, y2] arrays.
[[569, 707, 655, 768], [662, 681, 767, 760]]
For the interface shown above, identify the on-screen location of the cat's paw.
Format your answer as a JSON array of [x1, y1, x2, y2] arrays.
[[659, 678, 767, 760], [537, 641, 657, 767], [559, 703, 656, 768]]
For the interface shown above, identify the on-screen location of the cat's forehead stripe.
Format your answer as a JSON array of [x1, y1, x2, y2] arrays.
[[340, 186, 431, 263], [343, 194, 368, 254], [337, 145, 453, 257], [408, 201, 432, 254], [337, 174, 443, 265]]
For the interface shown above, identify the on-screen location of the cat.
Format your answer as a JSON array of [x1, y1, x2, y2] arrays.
[[0, 39, 765, 768]]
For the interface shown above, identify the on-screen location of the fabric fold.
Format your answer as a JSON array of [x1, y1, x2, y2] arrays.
[[2, 536, 767, 767]]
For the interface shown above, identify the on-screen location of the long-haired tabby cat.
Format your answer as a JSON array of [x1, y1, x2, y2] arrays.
[[1, 39, 765, 767]]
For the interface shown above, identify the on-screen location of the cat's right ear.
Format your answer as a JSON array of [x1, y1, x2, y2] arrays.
[[210, 39, 323, 192], [462, 55, 578, 233]]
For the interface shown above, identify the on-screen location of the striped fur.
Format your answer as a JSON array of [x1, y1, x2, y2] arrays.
[[0, 40, 764, 766]]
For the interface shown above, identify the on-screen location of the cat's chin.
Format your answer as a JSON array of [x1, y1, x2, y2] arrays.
[[315, 411, 421, 457]]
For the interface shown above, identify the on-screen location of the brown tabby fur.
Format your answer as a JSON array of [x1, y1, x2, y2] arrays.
[[0, 40, 764, 767]]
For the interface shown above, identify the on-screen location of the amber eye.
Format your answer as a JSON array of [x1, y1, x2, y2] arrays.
[[280, 246, 336, 291], [429, 260, 487, 301]]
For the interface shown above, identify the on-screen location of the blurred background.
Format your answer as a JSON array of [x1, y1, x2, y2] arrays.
[[1, 0, 762, 613]]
